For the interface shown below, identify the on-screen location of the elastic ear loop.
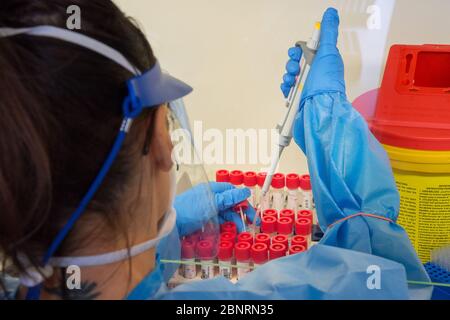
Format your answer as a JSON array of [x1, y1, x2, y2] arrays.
[[25, 99, 137, 300]]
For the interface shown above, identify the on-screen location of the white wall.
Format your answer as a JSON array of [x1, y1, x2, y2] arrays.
[[114, 0, 450, 179]]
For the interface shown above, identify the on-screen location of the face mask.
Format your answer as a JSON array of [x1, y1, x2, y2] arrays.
[[19, 167, 178, 287]]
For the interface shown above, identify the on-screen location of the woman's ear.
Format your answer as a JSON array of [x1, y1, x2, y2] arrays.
[[148, 105, 173, 172]]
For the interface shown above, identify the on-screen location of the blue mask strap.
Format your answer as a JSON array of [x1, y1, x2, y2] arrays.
[[26, 120, 134, 300]]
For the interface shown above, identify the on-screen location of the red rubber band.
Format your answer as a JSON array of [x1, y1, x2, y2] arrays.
[[327, 212, 394, 230]]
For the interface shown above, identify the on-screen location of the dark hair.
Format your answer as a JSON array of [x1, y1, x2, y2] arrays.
[[0, 0, 158, 284]]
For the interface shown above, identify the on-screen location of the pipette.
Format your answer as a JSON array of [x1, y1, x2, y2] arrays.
[[260, 22, 321, 200]]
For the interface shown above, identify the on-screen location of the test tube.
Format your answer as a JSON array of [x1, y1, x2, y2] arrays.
[[218, 241, 234, 280], [255, 233, 271, 247], [261, 215, 277, 237], [297, 210, 313, 224], [181, 239, 197, 279], [243, 171, 258, 207], [237, 232, 254, 246], [272, 234, 289, 252], [221, 221, 237, 235], [220, 231, 236, 244], [257, 172, 271, 211], [196, 240, 215, 280], [300, 174, 313, 210], [269, 243, 287, 260], [286, 173, 300, 211], [216, 169, 230, 183], [201, 231, 218, 245], [277, 216, 294, 243], [280, 209, 295, 221], [235, 242, 251, 280], [291, 235, 308, 250], [263, 209, 278, 219], [185, 230, 201, 244], [230, 170, 244, 187], [270, 173, 286, 212], [289, 244, 306, 256], [233, 200, 249, 233], [251, 243, 269, 268], [295, 218, 312, 239]]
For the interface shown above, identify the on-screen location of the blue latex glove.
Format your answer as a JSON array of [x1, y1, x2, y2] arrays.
[[174, 182, 258, 236], [280, 8, 345, 101], [280, 46, 303, 98]]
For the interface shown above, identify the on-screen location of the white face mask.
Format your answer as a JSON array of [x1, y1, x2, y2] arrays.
[[20, 167, 178, 287]]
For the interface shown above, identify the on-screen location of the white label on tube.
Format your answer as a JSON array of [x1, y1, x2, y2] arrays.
[[201, 260, 215, 279], [287, 189, 298, 211], [219, 260, 232, 280], [301, 190, 313, 210], [260, 193, 271, 211], [182, 259, 197, 279], [272, 190, 284, 212], [248, 188, 256, 207], [236, 261, 250, 280]]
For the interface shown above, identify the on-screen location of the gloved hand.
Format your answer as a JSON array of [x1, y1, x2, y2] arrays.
[[280, 8, 345, 102], [174, 182, 257, 236]]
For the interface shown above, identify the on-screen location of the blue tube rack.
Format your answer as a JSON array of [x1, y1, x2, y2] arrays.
[[424, 262, 450, 300]]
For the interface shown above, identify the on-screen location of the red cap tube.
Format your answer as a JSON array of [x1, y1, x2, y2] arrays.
[[181, 239, 196, 259], [233, 200, 249, 213], [216, 170, 230, 183], [277, 217, 294, 235], [289, 244, 306, 255], [234, 242, 251, 262], [237, 232, 254, 246], [280, 209, 295, 220], [272, 234, 288, 249], [263, 209, 277, 218], [185, 230, 201, 244], [221, 221, 237, 235], [295, 218, 312, 236], [261, 215, 277, 234], [291, 235, 308, 248], [269, 243, 287, 260], [218, 241, 234, 261], [257, 172, 267, 187], [243, 171, 257, 187], [255, 233, 271, 247], [286, 173, 300, 190], [251, 243, 268, 264], [196, 240, 214, 260], [230, 170, 244, 186], [271, 173, 285, 189], [297, 210, 313, 223], [201, 233, 218, 246], [220, 231, 236, 244], [299, 174, 312, 191]]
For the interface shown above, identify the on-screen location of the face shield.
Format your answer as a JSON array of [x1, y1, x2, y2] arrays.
[[0, 26, 220, 298], [165, 98, 221, 267]]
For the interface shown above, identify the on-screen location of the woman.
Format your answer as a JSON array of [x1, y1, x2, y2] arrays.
[[0, 0, 430, 300]]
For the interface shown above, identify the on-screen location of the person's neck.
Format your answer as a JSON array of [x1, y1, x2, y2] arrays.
[[35, 168, 164, 300]]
